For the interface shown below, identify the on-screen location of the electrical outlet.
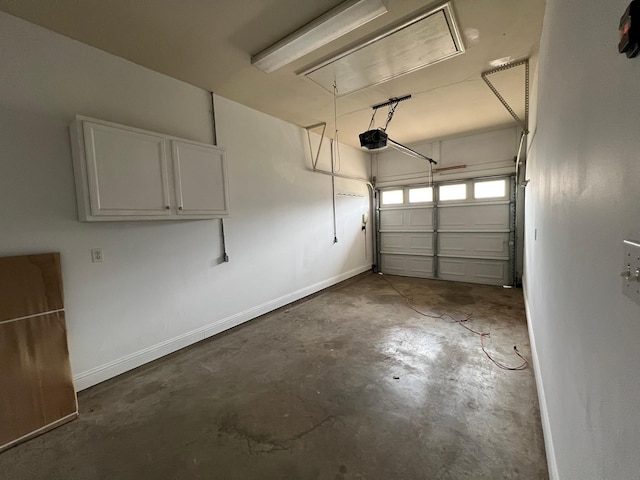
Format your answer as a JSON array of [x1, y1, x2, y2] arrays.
[[622, 240, 640, 305], [91, 248, 104, 263]]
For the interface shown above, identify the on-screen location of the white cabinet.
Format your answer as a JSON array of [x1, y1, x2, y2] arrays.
[[171, 140, 228, 216], [82, 121, 172, 217], [70, 116, 229, 221]]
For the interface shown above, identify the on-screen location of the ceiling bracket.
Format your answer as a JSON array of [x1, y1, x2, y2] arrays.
[[305, 122, 327, 170], [481, 59, 529, 134], [367, 94, 412, 132], [371, 94, 412, 111]]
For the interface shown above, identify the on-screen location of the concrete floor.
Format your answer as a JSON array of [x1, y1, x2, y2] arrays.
[[2, 274, 548, 479]]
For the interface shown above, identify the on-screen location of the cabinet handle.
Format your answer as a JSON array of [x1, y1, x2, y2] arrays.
[[165, 206, 170, 210], [179, 206, 183, 210]]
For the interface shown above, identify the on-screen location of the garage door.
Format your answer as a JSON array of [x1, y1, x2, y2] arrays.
[[377, 176, 514, 286]]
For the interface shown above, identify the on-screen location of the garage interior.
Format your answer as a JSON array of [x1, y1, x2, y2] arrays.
[[2, 275, 546, 479], [0, 1, 639, 479]]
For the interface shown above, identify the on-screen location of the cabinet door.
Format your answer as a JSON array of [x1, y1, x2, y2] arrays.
[[83, 122, 171, 217], [172, 140, 229, 216]]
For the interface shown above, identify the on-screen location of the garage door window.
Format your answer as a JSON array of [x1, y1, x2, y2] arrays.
[[439, 184, 466, 201], [474, 179, 506, 199], [409, 187, 433, 203], [381, 189, 404, 205]]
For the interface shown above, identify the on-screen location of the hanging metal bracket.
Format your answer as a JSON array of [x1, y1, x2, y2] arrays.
[[371, 94, 412, 111], [305, 122, 327, 170], [481, 59, 530, 134]]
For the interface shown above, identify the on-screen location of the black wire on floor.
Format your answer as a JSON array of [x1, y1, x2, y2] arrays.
[[379, 275, 528, 371]]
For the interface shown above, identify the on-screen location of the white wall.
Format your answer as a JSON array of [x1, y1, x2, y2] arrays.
[[374, 127, 520, 187], [0, 12, 371, 390], [524, 0, 640, 478]]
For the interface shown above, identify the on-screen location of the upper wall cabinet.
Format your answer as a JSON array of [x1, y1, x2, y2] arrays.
[[171, 140, 228, 216], [81, 121, 172, 218], [70, 116, 229, 221]]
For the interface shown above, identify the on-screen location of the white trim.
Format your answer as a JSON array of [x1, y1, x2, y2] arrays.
[[437, 254, 509, 261], [437, 200, 511, 207], [380, 252, 434, 257], [523, 285, 559, 480], [379, 229, 434, 233], [378, 205, 435, 211], [73, 265, 371, 391], [437, 229, 511, 234]]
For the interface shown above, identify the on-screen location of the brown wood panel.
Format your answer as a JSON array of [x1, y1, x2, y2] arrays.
[[0, 253, 64, 322], [0, 311, 77, 449], [0, 252, 76, 451]]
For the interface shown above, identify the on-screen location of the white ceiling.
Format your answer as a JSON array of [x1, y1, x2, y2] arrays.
[[0, 0, 546, 147]]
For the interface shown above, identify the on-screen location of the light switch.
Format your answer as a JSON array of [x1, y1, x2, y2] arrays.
[[622, 240, 640, 305]]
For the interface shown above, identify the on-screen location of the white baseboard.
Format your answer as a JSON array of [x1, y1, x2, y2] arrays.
[[73, 265, 371, 392], [523, 285, 559, 480]]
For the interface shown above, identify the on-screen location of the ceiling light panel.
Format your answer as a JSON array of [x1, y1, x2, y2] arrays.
[[302, 2, 465, 96], [251, 0, 388, 73]]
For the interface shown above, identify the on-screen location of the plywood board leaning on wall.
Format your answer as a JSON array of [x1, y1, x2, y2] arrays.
[[0, 253, 78, 452]]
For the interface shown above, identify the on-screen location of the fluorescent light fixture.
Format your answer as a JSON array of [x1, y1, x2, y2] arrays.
[[251, 0, 388, 73]]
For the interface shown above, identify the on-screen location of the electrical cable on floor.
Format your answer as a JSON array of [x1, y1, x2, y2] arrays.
[[379, 275, 528, 371]]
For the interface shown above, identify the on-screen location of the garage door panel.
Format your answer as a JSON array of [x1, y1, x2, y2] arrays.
[[378, 177, 514, 286], [379, 208, 433, 230], [438, 257, 509, 285], [408, 209, 433, 229], [409, 234, 433, 253], [438, 204, 509, 231], [379, 210, 404, 229], [381, 232, 433, 255], [439, 232, 510, 258], [381, 254, 434, 278], [380, 233, 404, 250]]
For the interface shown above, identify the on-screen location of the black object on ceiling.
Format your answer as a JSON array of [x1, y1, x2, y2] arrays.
[[359, 96, 436, 165]]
